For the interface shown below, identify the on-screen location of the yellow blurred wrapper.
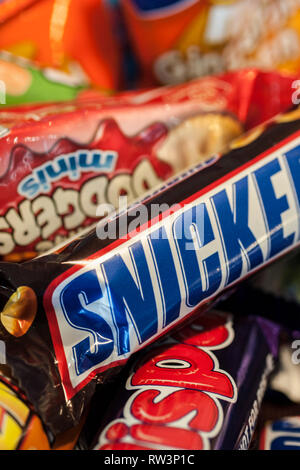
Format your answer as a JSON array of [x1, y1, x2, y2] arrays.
[[0, 376, 50, 450], [121, 0, 300, 86]]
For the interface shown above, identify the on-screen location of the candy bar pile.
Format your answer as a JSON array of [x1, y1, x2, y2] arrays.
[[0, 0, 300, 453]]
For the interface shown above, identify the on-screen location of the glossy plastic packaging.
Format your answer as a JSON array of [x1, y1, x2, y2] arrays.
[[92, 311, 278, 450], [0, 105, 300, 436], [0, 69, 294, 261], [259, 416, 300, 450], [0, 374, 50, 450]]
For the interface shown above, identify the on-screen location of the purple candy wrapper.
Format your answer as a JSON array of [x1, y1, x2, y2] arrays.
[[91, 310, 278, 450]]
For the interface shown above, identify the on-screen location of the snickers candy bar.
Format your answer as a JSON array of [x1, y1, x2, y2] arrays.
[[0, 107, 300, 435]]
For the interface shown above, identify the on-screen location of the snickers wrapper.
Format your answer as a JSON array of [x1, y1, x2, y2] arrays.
[[0, 106, 300, 435], [259, 416, 300, 450]]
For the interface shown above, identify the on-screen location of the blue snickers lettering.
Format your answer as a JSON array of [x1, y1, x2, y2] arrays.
[[211, 177, 264, 285], [60, 270, 114, 376], [148, 226, 181, 327], [270, 436, 300, 450], [284, 145, 300, 207], [102, 241, 158, 356], [254, 159, 295, 259], [173, 203, 222, 307], [272, 420, 300, 433]]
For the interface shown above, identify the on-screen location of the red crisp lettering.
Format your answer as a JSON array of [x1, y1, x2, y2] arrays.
[[131, 389, 218, 433], [132, 343, 234, 399], [174, 311, 230, 348]]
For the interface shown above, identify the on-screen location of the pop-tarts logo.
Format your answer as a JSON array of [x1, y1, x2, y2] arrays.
[[260, 417, 300, 450], [45, 133, 300, 399]]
